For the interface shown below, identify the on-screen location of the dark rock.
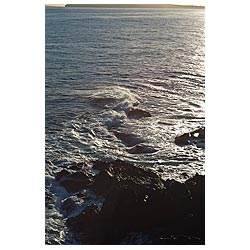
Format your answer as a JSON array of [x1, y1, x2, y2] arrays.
[[67, 204, 101, 241], [91, 170, 115, 196], [92, 160, 112, 171], [175, 127, 205, 148], [55, 169, 71, 181], [91, 160, 164, 197], [126, 108, 151, 119], [66, 160, 205, 245], [68, 161, 85, 171], [175, 133, 190, 146], [59, 179, 91, 193], [193, 128, 205, 140], [151, 234, 203, 245], [184, 174, 205, 241], [56, 170, 94, 193], [61, 196, 77, 214], [186, 174, 205, 195], [128, 144, 157, 154], [113, 131, 144, 147], [92, 159, 160, 180]]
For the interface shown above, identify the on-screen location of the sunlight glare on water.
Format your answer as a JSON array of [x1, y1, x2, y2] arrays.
[[45, 6, 204, 244]]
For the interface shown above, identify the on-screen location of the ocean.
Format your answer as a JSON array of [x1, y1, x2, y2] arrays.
[[45, 6, 205, 244]]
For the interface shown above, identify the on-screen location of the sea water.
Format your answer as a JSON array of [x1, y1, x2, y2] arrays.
[[45, 7, 204, 244]]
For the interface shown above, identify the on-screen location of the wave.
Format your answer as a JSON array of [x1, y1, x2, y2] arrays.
[[87, 86, 141, 111]]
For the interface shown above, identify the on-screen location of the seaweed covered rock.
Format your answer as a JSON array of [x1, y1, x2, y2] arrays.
[[66, 160, 205, 244]]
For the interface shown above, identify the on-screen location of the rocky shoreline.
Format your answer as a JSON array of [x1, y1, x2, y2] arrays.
[[55, 157, 205, 244]]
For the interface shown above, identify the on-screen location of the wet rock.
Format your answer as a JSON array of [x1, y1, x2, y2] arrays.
[[175, 127, 205, 148], [66, 160, 205, 245], [113, 131, 144, 147], [55, 169, 71, 181], [126, 108, 151, 119], [185, 174, 205, 212], [128, 144, 157, 154], [91, 160, 112, 171], [151, 234, 203, 245], [175, 133, 190, 146], [67, 160, 166, 243], [93, 160, 162, 185], [59, 179, 91, 193], [61, 193, 93, 217], [121, 232, 152, 245], [55, 170, 94, 193], [193, 128, 205, 139], [61, 196, 78, 214], [91, 160, 164, 198], [68, 161, 85, 171], [186, 174, 205, 195], [184, 174, 205, 242], [67, 204, 101, 240], [91, 170, 115, 196]]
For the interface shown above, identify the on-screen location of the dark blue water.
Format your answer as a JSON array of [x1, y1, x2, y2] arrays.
[[45, 7, 204, 244]]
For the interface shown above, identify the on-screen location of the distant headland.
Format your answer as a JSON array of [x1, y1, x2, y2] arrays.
[[45, 4, 65, 7], [63, 4, 204, 9]]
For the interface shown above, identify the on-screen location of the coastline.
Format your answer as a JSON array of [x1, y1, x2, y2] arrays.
[[45, 4, 65, 8]]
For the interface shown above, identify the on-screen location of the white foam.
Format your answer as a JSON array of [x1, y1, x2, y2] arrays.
[[89, 86, 141, 112], [102, 109, 127, 129]]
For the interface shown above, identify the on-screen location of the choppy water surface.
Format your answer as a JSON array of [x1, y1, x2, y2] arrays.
[[45, 7, 204, 244]]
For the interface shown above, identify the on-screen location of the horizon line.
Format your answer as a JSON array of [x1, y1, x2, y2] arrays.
[[45, 4, 205, 9]]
